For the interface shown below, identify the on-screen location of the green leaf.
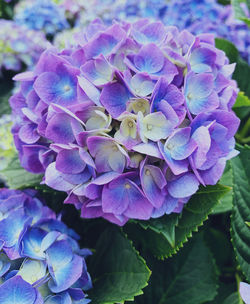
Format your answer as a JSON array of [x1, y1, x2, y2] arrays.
[[0, 155, 42, 189], [139, 214, 179, 248], [231, 0, 247, 19], [135, 234, 218, 304], [87, 226, 151, 304], [134, 184, 230, 259], [0, 80, 12, 116], [233, 92, 250, 108], [231, 146, 250, 281], [223, 292, 242, 304], [233, 59, 250, 98], [213, 162, 233, 214], [215, 38, 239, 63]]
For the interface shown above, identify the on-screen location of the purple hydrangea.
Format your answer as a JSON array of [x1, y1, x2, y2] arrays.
[[10, 19, 240, 226], [0, 188, 92, 303], [0, 20, 49, 72]]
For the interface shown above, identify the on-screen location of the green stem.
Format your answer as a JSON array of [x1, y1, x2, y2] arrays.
[[235, 272, 244, 304], [239, 117, 250, 139]]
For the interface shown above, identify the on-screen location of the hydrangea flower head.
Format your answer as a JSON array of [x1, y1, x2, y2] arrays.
[[0, 115, 16, 171], [0, 188, 92, 303], [0, 19, 49, 72], [15, 0, 69, 35], [10, 19, 240, 226]]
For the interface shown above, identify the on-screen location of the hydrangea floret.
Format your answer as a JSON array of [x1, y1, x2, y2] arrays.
[[10, 19, 240, 226], [0, 19, 49, 72], [14, 0, 69, 35], [0, 188, 92, 303]]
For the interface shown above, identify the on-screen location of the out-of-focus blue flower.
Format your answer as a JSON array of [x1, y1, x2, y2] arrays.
[[0, 188, 92, 303], [162, 0, 250, 64], [0, 19, 49, 72], [15, 0, 69, 35]]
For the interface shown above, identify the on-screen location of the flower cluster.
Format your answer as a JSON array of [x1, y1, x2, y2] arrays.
[[0, 115, 16, 171], [0, 188, 92, 303], [14, 0, 69, 35], [162, 0, 250, 64], [0, 19, 49, 72], [10, 19, 240, 226]]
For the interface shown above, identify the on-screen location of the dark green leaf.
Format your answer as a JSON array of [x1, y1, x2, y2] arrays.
[[0, 155, 42, 189], [223, 292, 241, 304], [215, 38, 239, 63], [135, 184, 230, 259], [213, 162, 233, 214], [88, 227, 151, 304], [233, 59, 250, 98], [136, 234, 218, 304], [231, 146, 250, 281]]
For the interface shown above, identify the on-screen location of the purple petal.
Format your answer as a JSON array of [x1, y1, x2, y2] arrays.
[[168, 173, 199, 198]]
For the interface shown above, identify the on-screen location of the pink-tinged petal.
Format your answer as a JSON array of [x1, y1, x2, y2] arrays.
[[134, 43, 165, 74], [168, 173, 199, 198], [21, 145, 47, 174], [200, 158, 226, 185], [188, 91, 219, 115], [13, 71, 35, 81], [133, 142, 163, 159], [77, 76, 101, 106], [85, 172, 121, 199], [87, 136, 128, 173], [56, 149, 86, 174], [191, 126, 211, 168], [100, 82, 131, 118], [170, 139, 197, 160], [158, 142, 189, 175], [18, 123, 40, 144], [102, 176, 153, 219], [132, 22, 166, 45], [45, 162, 74, 191], [45, 113, 75, 144], [140, 161, 166, 208], [185, 72, 213, 99]]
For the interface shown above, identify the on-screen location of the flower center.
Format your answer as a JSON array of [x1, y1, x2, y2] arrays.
[[128, 121, 134, 128], [145, 169, 151, 176], [112, 145, 118, 152], [125, 183, 131, 189], [64, 85, 71, 92], [187, 93, 192, 100], [147, 124, 153, 131], [167, 143, 174, 150]]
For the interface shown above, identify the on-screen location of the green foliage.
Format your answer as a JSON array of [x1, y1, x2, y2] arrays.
[[135, 234, 218, 304], [233, 92, 250, 108], [231, 146, 250, 281], [87, 226, 151, 304], [215, 38, 250, 98], [213, 162, 233, 214], [0, 155, 42, 189], [133, 184, 230, 259], [223, 292, 242, 304], [215, 38, 239, 63], [231, 0, 250, 26]]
